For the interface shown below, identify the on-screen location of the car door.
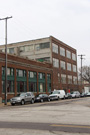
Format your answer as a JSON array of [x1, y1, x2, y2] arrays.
[[25, 93, 31, 102], [43, 94, 48, 101]]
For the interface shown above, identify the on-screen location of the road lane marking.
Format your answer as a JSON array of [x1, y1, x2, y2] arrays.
[[51, 124, 90, 129]]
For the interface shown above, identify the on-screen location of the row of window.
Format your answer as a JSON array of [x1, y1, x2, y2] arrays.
[[2, 81, 50, 93], [2, 67, 51, 79], [58, 74, 77, 84], [53, 58, 77, 72], [52, 43, 76, 61], [1, 42, 50, 54], [2, 67, 51, 93]]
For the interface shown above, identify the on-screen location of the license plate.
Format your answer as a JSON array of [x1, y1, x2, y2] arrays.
[[12, 102, 15, 103]]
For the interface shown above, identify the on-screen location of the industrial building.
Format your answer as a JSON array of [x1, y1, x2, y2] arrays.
[[0, 36, 78, 101]]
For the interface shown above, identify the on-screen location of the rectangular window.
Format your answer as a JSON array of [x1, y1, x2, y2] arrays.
[[17, 81, 27, 93], [7, 81, 14, 93], [66, 50, 71, 59], [29, 82, 37, 92], [53, 58, 59, 68], [68, 75, 72, 84], [73, 65, 77, 72], [72, 53, 76, 61], [47, 74, 51, 80], [60, 61, 66, 70], [39, 83, 45, 92], [19, 46, 25, 52], [2, 81, 14, 93], [73, 76, 77, 84], [2, 67, 14, 76], [52, 43, 58, 54], [17, 69, 26, 77], [60, 47, 65, 56], [9, 48, 14, 54], [7, 68, 10, 75], [35, 42, 50, 51], [61, 74, 66, 84], [38, 73, 45, 79], [67, 63, 71, 71]]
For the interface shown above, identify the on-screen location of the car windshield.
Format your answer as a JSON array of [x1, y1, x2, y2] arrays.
[[35, 94, 43, 97], [52, 91, 60, 94], [17, 93, 26, 97]]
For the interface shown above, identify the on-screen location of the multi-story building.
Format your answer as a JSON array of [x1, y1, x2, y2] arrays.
[[0, 36, 78, 93]]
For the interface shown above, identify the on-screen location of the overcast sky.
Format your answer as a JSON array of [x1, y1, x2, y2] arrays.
[[0, 0, 90, 68]]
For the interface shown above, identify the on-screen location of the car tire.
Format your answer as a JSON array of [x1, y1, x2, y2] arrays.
[[31, 99, 34, 104], [11, 103, 15, 106], [41, 99, 43, 102], [21, 100, 25, 105]]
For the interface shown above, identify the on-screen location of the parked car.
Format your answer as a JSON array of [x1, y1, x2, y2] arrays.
[[86, 92, 90, 96], [80, 92, 87, 97], [35, 94, 50, 102], [49, 90, 65, 100], [10, 92, 35, 106], [65, 93, 72, 99], [71, 91, 80, 98]]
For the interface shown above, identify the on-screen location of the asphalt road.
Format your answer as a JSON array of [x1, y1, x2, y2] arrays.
[[0, 97, 90, 135]]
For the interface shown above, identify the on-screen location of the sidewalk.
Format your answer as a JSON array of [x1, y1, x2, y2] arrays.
[[0, 102, 10, 107]]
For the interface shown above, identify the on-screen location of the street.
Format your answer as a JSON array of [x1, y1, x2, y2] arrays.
[[0, 97, 90, 135]]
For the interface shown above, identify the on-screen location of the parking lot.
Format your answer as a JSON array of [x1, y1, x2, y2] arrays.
[[0, 97, 90, 135]]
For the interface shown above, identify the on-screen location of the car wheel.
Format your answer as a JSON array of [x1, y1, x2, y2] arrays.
[[21, 100, 25, 105], [31, 99, 34, 104], [11, 103, 15, 106], [48, 98, 50, 102], [41, 99, 43, 102]]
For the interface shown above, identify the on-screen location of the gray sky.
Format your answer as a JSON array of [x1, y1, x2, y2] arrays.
[[0, 0, 90, 68]]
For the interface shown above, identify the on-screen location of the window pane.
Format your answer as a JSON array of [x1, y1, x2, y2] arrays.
[[66, 50, 71, 59], [73, 65, 77, 72], [72, 53, 76, 61], [68, 75, 72, 84], [67, 63, 71, 71], [60, 61, 66, 70], [73, 76, 77, 84], [61, 74, 66, 84], [9, 48, 14, 54], [53, 58, 59, 68], [60, 47, 65, 56], [52, 43, 58, 54]]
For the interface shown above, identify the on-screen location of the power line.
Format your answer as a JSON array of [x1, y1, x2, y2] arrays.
[[78, 54, 85, 91]]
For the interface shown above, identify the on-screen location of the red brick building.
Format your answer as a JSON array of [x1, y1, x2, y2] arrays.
[[0, 52, 52, 102]]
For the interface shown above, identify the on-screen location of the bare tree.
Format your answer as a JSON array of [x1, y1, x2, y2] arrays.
[[79, 66, 90, 83]]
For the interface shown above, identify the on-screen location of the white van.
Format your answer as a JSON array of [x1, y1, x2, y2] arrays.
[[49, 90, 65, 100]]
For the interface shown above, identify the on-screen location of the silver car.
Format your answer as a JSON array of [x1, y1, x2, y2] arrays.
[[71, 91, 80, 98], [10, 92, 35, 106]]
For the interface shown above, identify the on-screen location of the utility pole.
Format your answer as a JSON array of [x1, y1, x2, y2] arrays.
[[78, 54, 85, 92], [0, 16, 12, 105]]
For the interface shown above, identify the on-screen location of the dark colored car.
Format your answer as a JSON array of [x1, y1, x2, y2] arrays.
[[65, 93, 72, 99], [35, 94, 50, 102]]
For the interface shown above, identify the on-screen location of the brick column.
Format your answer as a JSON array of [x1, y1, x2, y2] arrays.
[[26, 70, 29, 92], [14, 68, 17, 96], [37, 71, 39, 94], [0, 66, 2, 97], [45, 73, 48, 94]]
